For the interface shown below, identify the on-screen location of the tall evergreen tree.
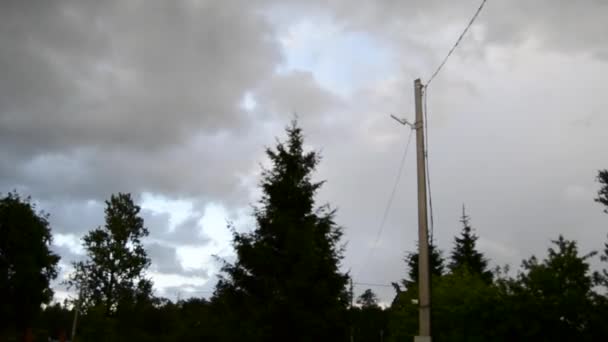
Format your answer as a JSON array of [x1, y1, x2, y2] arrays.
[[215, 121, 349, 341], [449, 205, 492, 282], [0, 192, 60, 339], [72, 193, 152, 317], [405, 241, 444, 286]]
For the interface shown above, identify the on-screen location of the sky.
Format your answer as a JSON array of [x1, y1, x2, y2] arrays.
[[2, 0, 608, 304]]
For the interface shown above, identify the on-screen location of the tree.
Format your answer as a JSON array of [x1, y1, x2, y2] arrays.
[[595, 170, 608, 213], [38, 303, 73, 341], [352, 289, 387, 342], [215, 121, 349, 341], [73, 193, 152, 317], [388, 242, 444, 341], [0, 192, 60, 339], [404, 241, 444, 287], [595, 170, 608, 289], [449, 205, 492, 283], [430, 270, 501, 342], [357, 289, 380, 309], [514, 236, 597, 341]]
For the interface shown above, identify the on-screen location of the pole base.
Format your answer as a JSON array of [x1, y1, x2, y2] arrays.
[[414, 337, 431, 342]]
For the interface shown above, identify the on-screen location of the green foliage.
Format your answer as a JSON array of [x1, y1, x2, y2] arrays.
[[432, 270, 501, 342], [72, 193, 152, 317], [404, 241, 444, 287], [0, 191, 60, 335], [449, 205, 492, 283], [215, 121, 349, 341], [390, 231, 606, 341], [512, 236, 597, 341]]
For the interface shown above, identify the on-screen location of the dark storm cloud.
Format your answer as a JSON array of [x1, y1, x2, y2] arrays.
[[143, 209, 210, 247], [147, 242, 206, 277], [0, 0, 285, 203], [0, 0, 278, 151], [3, 0, 608, 302]]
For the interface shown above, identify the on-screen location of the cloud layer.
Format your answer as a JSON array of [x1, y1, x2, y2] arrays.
[[2, 0, 608, 302]]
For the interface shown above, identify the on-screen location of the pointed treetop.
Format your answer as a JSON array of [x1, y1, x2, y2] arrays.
[[449, 204, 492, 282]]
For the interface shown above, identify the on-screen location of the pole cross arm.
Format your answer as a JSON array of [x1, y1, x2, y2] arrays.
[[390, 114, 416, 129]]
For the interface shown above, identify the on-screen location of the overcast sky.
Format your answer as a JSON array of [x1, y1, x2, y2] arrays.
[[2, 0, 607, 303]]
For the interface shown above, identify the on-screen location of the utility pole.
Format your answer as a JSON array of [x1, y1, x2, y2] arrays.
[[389, 79, 432, 342], [350, 278, 354, 342], [414, 78, 431, 342], [71, 287, 83, 342]]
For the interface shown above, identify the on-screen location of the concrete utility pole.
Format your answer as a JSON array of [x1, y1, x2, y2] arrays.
[[71, 287, 82, 342], [414, 78, 431, 342], [389, 78, 432, 342]]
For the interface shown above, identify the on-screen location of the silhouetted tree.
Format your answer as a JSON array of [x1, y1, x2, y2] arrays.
[[72, 193, 152, 317], [595, 170, 608, 213], [449, 205, 492, 283], [0, 192, 59, 340], [38, 303, 72, 341], [352, 289, 387, 342], [215, 121, 349, 341], [513, 236, 597, 341], [405, 241, 444, 287], [357, 289, 380, 309], [595, 170, 608, 289]]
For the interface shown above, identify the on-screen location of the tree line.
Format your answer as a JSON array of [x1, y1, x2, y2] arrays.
[[2, 122, 608, 341]]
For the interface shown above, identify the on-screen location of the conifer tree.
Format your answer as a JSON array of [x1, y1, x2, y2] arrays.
[[216, 121, 349, 341], [449, 205, 492, 282]]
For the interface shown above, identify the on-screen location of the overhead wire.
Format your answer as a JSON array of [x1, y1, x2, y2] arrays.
[[425, 0, 488, 88], [423, 88, 435, 244], [354, 127, 415, 280], [353, 282, 394, 288], [353, 0, 488, 288], [423, 0, 488, 244]]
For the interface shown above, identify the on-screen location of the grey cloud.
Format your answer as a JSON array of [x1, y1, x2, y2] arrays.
[[147, 242, 184, 275], [4, 0, 608, 306], [254, 71, 343, 118], [0, 0, 284, 204], [269, 0, 608, 65], [44, 199, 105, 235], [168, 214, 210, 246], [50, 243, 85, 266], [0, 0, 279, 152], [143, 209, 210, 247], [160, 284, 216, 301], [147, 242, 209, 278]]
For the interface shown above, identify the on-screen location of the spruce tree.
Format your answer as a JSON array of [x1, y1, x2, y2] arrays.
[[405, 241, 444, 286], [215, 121, 349, 341], [449, 205, 492, 282]]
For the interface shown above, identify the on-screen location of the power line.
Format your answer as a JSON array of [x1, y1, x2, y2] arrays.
[[425, 0, 488, 87], [423, 88, 435, 244], [423, 0, 488, 241], [355, 128, 415, 278], [353, 282, 393, 288]]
